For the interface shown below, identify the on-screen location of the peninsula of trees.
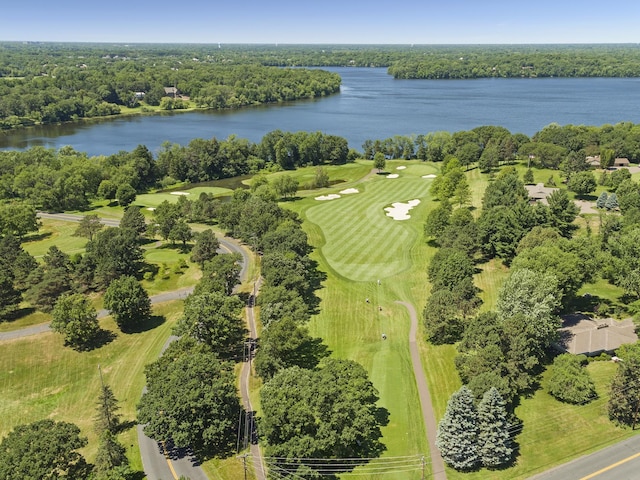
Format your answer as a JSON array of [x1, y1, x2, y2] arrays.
[[2, 43, 640, 130]]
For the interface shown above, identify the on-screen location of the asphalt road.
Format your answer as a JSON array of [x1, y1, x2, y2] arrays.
[[529, 434, 640, 480]]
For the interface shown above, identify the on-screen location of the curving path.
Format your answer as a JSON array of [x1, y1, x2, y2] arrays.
[[4, 212, 253, 480], [396, 301, 447, 480]]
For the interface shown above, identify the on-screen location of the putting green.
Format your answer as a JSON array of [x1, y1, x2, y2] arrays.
[[306, 172, 433, 281]]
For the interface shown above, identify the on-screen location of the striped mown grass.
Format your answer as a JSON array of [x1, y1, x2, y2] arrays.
[[285, 160, 439, 479]]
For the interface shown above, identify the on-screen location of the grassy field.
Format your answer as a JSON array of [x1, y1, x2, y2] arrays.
[[0, 300, 184, 472], [284, 160, 439, 479]]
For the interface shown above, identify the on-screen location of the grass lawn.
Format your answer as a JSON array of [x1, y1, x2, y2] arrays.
[[22, 219, 88, 258], [284, 159, 438, 479], [0, 300, 184, 473]]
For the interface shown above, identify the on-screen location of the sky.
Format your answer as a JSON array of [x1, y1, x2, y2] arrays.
[[2, 0, 639, 44]]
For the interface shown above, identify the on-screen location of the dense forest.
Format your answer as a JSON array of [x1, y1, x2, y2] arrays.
[[2, 43, 640, 130]]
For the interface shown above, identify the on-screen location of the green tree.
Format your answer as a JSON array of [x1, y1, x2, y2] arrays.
[[477, 387, 513, 468], [0, 419, 89, 479], [115, 183, 136, 207], [190, 229, 220, 266], [608, 342, 640, 427], [496, 268, 561, 352], [174, 291, 246, 357], [273, 174, 299, 199], [51, 293, 101, 349], [0, 202, 39, 238], [428, 247, 475, 291], [94, 383, 122, 435], [97, 179, 117, 200], [254, 317, 329, 379], [567, 171, 597, 197], [259, 359, 385, 476], [25, 245, 74, 311], [196, 253, 242, 296], [0, 270, 21, 321], [119, 206, 146, 237], [600, 147, 616, 169], [423, 288, 465, 345], [137, 338, 241, 457], [93, 431, 130, 479], [547, 189, 579, 236], [548, 354, 597, 404], [605, 192, 619, 210], [167, 218, 193, 246], [373, 151, 386, 172], [74, 214, 104, 242], [424, 200, 452, 241], [436, 386, 481, 471], [596, 191, 608, 209], [103, 276, 151, 332], [85, 227, 144, 288], [523, 168, 535, 184]]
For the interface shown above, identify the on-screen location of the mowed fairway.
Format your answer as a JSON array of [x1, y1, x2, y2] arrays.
[[289, 162, 439, 479]]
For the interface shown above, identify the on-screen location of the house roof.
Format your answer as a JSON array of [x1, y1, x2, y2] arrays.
[[614, 157, 630, 166], [557, 314, 638, 355], [164, 87, 178, 94], [525, 183, 558, 204]]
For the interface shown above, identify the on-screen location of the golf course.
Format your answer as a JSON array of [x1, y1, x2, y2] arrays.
[[0, 158, 638, 480]]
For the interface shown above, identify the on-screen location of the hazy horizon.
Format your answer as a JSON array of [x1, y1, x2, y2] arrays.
[[2, 0, 639, 45]]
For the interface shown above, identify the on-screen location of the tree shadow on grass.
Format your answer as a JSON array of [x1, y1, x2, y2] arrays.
[[72, 328, 117, 351], [0, 306, 36, 323], [122, 315, 166, 334], [22, 231, 52, 243]]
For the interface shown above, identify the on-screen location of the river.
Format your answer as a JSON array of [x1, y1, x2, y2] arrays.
[[2, 68, 640, 156]]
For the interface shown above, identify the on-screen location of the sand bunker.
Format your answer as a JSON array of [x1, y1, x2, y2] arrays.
[[170, 191, 190, 196], [385, 199, 421, 220], [339, 188, 359, 194], [315, 194, 341, 201], [422, 174, 437, 179], [387, 174, 399, 179], [146, 207, 155, 211], [396, 166, 407, 170]]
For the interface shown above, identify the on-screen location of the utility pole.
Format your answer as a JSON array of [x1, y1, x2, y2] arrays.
[[237, 453, 248, 480]]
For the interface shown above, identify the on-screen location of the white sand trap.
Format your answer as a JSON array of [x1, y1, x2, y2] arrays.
[[387, 174, 399, 179], [170, 191, 190, 196], [396, 166, 407, 170], [339, 188, 359, 194], [315, 194, 341, 201], [385, 199, 421, 221], [146, 207, 155, 211], [422, 174, 437, 179]]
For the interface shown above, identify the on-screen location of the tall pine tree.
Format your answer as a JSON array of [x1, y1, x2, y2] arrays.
[[477, 387, 513, 468], [436, 386, 480, 471], [94, 383, 121, 435]]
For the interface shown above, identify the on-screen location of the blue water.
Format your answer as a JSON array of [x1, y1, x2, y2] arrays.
[[2, 67, 640, 155]]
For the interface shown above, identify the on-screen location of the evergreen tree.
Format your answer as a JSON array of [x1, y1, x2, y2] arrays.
[[523, 168, 534, 185], [605, 192, 619, 210], [477, 387, 513, 468], [596, 191, 608, 209], [436, 386, 481, 471], [94, 431, 130, 479], [0, 270, 21, 321], [95, 383, 121, 435], [119, 206, 147, 237]]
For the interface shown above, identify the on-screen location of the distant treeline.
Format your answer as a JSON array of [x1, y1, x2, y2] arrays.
[[3, 43, 640, 130], [1, 121, 639, 212], [0, 43, 341, 130]]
